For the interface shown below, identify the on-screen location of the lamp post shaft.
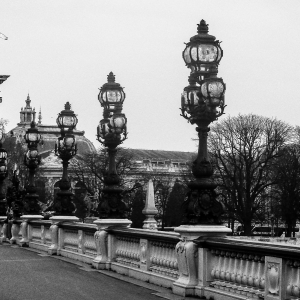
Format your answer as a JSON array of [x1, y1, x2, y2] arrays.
[[62, 161, 69, 182], [108, 148, 117, 176], [197, 127, 209, 162]]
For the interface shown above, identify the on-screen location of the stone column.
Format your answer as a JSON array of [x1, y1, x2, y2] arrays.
[[172, 225, 231, 297], [142, 179, 158, 230]]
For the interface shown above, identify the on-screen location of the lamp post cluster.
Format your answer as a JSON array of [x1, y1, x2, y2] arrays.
[[180, 20, 226, 225], [96, 72, 128, 219]]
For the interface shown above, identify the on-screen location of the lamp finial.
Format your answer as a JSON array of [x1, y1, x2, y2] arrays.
[[197, 19, 209, 34]]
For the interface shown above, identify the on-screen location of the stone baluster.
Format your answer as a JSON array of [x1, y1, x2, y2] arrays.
[[162, 243, 168, 269], [286, 260, 295, 297], [253, 255, 261, 290], [242, 254, 249, 286], [219, 251, 226, 282], [247, 255, 255, 288], [236, 253, 243, 286], [259, 256, 265, 291], [140, 239, 148, 271], [128, 238, 132, 260], [157, 242, 163, 270], [213, 250, 222, 281], [225, 252, 232, 282], [230, 252, 238, 284], [292, 261, 300, 298]]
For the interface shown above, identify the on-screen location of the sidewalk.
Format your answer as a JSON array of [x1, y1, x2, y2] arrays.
[[0, 244, 198, 300]]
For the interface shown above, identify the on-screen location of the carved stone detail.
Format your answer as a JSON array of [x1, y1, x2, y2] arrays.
[[267, 262, 279, 296], [48, 222, 59, 255], [93, 229, 108, 269], [174, 238, 198, 288], [10, 222, 20, 244], [20, 219, 29, 247]]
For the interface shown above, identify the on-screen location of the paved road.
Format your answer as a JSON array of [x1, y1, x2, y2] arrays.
[[0, 244, 185, 300]]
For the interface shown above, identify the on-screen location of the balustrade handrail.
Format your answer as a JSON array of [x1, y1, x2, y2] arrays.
[[195, 236, 300, 260], [27, 220, 52, 227], [107, 227, 180, 243]]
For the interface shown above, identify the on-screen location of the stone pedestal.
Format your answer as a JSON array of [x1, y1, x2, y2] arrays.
[[172, 225, 231, 297], [0, 216, 7, 243], [92, 219, 132, 270], [48, 216, 79, 255], [20, 215, 43, 247]]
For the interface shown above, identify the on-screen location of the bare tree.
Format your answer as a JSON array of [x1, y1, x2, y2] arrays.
[[69, 147, 138, 217], [208, 114, 293, 235], [272, 143, 300, 237]]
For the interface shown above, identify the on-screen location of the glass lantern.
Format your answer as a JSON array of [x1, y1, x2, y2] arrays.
[[201, 77, 226, 106], [97, 118, 111, 141], [56, 102, 78, 132], [181, 79, 201, 114], [98, 72, 125, 112], [182, 20, 223, 75], [109, 114, 127, 134], [0, 149, 7, 160]]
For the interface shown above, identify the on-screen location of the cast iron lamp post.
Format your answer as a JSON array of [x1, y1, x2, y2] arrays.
[[96, 72, 128, 219], [0, 126, 8, 217], [23, 121, 42, 215], [180, 20, 226, 225], [20, 121, 44, 246], [53, 102, 78, 216], [0, 127, 8, 209]]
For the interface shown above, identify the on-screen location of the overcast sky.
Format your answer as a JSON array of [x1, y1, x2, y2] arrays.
[[0, 0, 299, 153]]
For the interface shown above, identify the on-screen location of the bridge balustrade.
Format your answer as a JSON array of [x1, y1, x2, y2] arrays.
[[2, 220, 300, 299]]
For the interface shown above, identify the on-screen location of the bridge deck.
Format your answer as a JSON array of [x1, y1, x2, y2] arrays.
[[0, 244, 191, 300]]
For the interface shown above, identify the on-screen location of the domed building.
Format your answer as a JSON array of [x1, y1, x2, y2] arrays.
[[8, 95, 96, 202]]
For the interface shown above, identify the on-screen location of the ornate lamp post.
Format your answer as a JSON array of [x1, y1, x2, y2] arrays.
[[20, 121, 43, 246], [92, 72, 131, 270], [0, 125, 8, 242], [0, 126, 8, 217], [173, 19, 231, 297], [180, 20, 227, 226], [47, 103, 79, 254], [96, 72, 128, 219], [23, 121, 42, 215], [53, 102, 78, 217]]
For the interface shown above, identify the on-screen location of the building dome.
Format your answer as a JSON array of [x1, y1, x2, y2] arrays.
[[7, 95, 96, 198]]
